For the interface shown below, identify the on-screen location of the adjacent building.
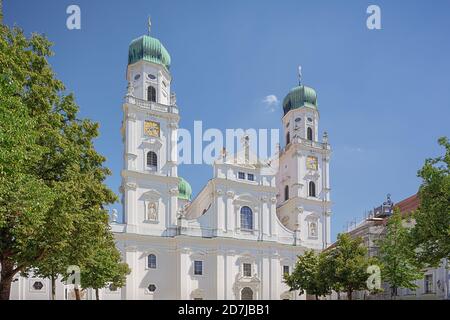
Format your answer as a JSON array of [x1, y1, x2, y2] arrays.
[[334, 194, 449, 300]]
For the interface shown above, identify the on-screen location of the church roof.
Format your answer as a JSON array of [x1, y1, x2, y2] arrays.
[[128, 35, 171, 70], [395, 194, 420, 217], [282, 85, 318, 115]]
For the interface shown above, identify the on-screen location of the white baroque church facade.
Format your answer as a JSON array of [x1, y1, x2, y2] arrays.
[[108, 29, 332, 300], [7, 27, 331, 300]]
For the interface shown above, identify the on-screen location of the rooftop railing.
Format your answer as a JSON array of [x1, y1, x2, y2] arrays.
[[124, 95, 179, 114]]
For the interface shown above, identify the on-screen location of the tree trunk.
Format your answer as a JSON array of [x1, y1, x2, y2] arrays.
[[391, 287, 397, 300], [95, 288, 99, 300], [51, 275, 56, 300], [74, 286, 81, 300], [347, 289, 353, 300], [315, 294, 319, 300], [0, 259, 15, 301]]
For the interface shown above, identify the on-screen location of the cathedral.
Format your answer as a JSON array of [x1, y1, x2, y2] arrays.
[[108, 26, 332, 300], [8, 25, 331, 300]]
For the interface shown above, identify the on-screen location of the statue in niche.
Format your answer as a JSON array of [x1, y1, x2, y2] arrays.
[[147, 202, 158, 221], [310, 222, 317, 237]]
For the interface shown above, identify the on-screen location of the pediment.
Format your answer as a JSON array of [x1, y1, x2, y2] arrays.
[[140, 189, 162, 200]]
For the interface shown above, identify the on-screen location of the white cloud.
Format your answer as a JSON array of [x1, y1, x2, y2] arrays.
[[262, 94, 279, 112], [343, 146, 364, 153]]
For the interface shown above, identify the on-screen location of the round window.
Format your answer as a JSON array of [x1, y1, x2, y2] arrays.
[[33, 281, 44, 291], [148, 74, 156, 80], [134, 74, 141, 81], [295, 118, 301, 122], [109, 284, 118, 292], [307, 117, 313, 122]]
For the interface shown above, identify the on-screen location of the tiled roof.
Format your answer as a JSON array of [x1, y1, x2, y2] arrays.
[[394, 194, 420, 217]]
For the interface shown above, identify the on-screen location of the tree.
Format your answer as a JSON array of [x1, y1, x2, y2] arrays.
[[377, 209, 423, 299], [327, 234, 373, 300], [0, 23, 123, 300], [412, 137, 450, 267], [285, 250, 332, 300], [80, 233, 130, 300], [0, 70, 56, 300]]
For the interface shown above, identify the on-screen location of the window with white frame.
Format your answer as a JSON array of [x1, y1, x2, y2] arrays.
[[243, 263, 252, 277], [309, 181, 316, 197], [147, 284, 156, 293], [283, 265, 290, 276], [147, 86, 157, 102], [240, 206, 253, 230], [247, 173, 254, 181], [32, 281, 44, 291], [146, 151, 157, 171], [147, 254, 157, 269], [238, 172, 245, 180], [194, 260, 203, 275], [424, 274, 433, 294]]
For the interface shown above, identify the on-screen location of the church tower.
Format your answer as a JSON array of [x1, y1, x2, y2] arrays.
[[276, 69, 332, 248], [121, 21, 187, 237]]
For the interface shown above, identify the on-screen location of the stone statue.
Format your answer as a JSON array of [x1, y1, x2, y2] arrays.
[[310, 222, 317, 237], [323, 131, 329, 144], [147, 202, 158, 221], [111, 209, 118, 223], [298, 65, 302, 85], [126, 81, 134, 96], [170, 92, 177, 106]]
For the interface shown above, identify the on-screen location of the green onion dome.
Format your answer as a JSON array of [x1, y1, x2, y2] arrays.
[[282, 85, 318, 115], [128, 35, 171, 70], [178, 177, 192, 201]]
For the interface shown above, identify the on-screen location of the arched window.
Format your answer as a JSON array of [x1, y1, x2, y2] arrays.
[[241, 287, 253, 300], [147, 254, 156, 269], [286, 132, 291, 145], [147, 86, 156, 102], [240, 206, 253, 230], [284, 185, 289, 201], [309, 181, 316, 197], [147, 151, 157, 170], [307, 127, 313, 141]]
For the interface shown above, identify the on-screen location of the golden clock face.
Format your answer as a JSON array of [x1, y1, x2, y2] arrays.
[[144, 120, 160, 138], [306, 156, 318, 170]]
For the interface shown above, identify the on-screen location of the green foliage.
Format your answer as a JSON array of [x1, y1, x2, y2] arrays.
[[326, 234, 374, 300], [80, 232, 130, 295], [284, 250, 332, 299], [0, 23, 126, 300], [377, 209, 423, 297], [286, 234, 374, 300], [412, 137, 450, 267]]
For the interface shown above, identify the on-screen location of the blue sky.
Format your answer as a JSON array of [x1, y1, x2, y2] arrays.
[[5, 0, 450, 240]]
